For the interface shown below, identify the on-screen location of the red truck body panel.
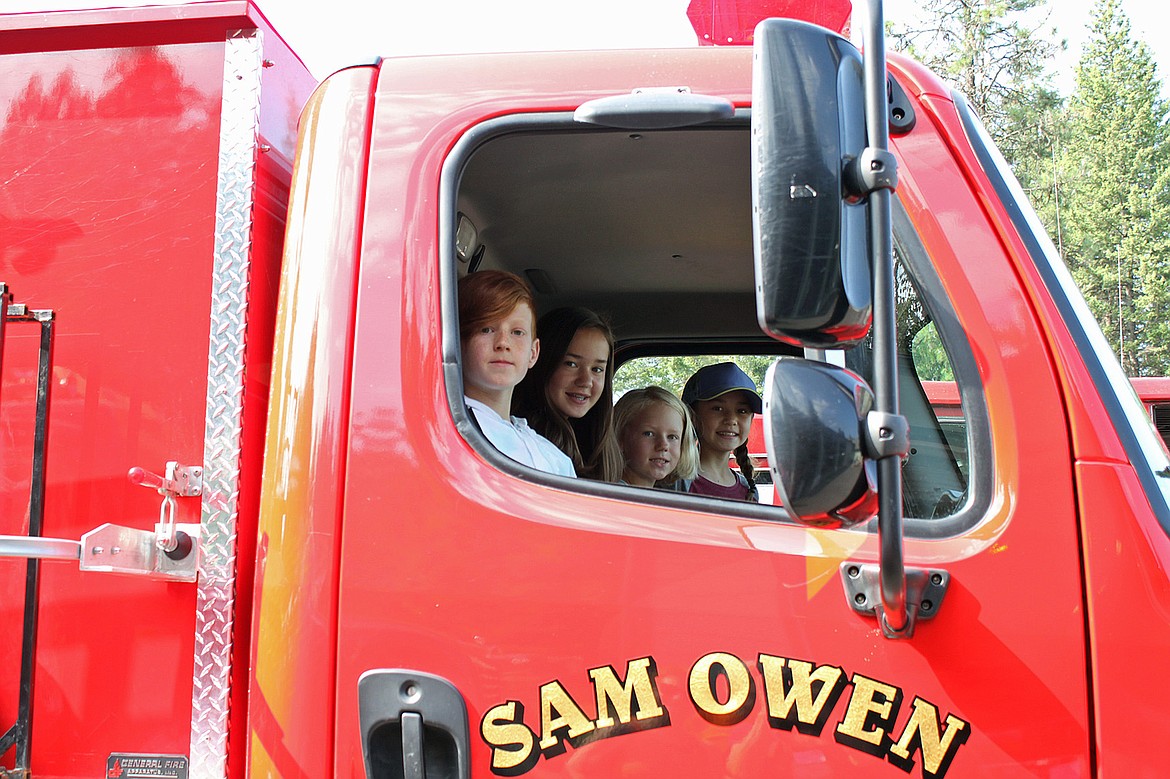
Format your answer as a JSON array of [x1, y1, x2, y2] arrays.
[[903, 56, 1170, 775], [254, 48, 1094, 777], [0, 3, 314, 776], [3, 3, 1170, 779], [247, 63, 376, 778]]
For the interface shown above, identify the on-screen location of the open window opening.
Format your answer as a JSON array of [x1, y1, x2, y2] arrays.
[[441, 112, 989, 533]]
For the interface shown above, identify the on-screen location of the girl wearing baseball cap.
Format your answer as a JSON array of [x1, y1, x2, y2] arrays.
[[681, 362, 762, 502]]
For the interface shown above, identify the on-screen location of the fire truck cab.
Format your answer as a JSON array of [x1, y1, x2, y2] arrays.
[[3, 1, 1170, 778]]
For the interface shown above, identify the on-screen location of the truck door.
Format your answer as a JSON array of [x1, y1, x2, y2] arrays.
[[241, 46, 1091, 777]]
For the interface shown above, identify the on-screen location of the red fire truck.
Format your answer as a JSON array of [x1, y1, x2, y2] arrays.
[[3, 1, 1170, 778]]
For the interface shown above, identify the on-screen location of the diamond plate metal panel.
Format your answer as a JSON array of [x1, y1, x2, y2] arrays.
[[189, 28, 264, 779]]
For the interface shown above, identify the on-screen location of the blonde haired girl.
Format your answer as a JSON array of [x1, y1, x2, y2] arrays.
[[613, 386, 698, 488]]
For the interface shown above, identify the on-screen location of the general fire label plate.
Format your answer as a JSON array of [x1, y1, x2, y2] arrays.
[[106, 754, 188, 779]]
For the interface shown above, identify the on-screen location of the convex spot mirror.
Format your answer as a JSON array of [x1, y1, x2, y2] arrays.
[[764, 357, 877, 527], [752, 18, 871, 348]]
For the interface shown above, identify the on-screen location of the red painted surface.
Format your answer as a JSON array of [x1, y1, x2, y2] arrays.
[[687, 0, 852, 44], [902, 54, 1170, 774], [0, 37, 224, 775], [0, 4, 313, 777], [922, 381, 962, 419], [4, 3, 1170, 777], [310, 48, 1092, 777], [1128, 377, 1170, 403], [247, 64, 376, 778], [1130, 377, 1170, 439], [924, 377, 1167, 427]]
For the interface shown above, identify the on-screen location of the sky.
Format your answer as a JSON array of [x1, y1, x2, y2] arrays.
[[258, 0, 1170, 96], [8, 0, 1170, 94]]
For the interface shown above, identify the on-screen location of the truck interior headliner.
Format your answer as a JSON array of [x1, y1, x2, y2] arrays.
[[455, 121, 770, 347]]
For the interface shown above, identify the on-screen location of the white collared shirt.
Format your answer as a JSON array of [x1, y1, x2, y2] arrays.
[[465, 397, 577, 478]]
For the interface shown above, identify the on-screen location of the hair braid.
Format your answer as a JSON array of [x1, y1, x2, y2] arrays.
[[734, 442, 756, 491]]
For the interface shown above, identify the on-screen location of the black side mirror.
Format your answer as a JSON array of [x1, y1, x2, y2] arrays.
[[764, 357, 877, 527], [751, 18, 871, 348]]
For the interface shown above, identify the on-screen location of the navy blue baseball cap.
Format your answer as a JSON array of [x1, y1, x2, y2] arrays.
[[682, 362, 763, 413]]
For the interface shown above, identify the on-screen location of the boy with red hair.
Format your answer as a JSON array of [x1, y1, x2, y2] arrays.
[[458, 271, 576, 477]]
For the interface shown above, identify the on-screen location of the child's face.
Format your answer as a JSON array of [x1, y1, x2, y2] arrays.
[[620, 403, 684, 487], [691, 391, 755, 455], [462, 303, 539, 399], [547, 327, 610, 419]]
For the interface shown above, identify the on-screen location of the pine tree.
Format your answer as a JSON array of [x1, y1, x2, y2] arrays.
[[889, 0, 1064, 192], [1058, 0, 1170, 374]]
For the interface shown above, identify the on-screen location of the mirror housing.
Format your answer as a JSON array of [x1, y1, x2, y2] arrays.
[[764, 358, 878, 527], [751, 19, 871, 348]]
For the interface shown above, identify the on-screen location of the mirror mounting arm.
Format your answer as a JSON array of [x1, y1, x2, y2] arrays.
[[860, 0, 918, 639], [841, 564, 950, 639], [843, 148, 899, 199], [864, 411, 909, 460]]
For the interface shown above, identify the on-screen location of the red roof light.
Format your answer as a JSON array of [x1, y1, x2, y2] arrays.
[[687, 0, 852, 45]]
